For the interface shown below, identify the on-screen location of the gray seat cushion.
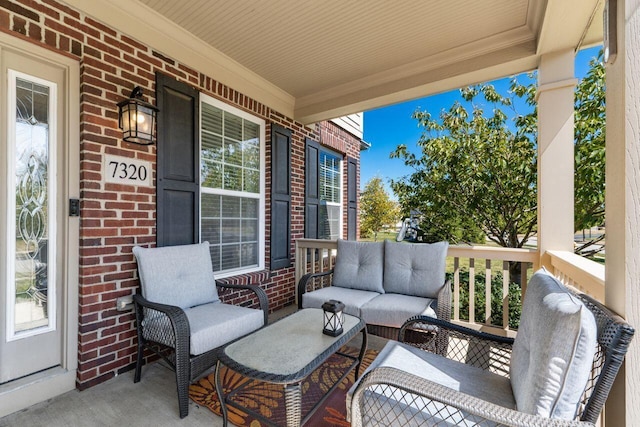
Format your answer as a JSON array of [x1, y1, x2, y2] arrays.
[[361, 293, 437, 328], [185, 302, 265, 355], [332, 239, 385, 293], [301, 286, 379, 318], [348, 341, 515, 426], [133, 242, 219, 309], [510, 268, 597, 419], [383, 240, 448, 298]]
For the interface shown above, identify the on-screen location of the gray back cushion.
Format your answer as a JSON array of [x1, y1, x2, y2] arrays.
[[383, 240, 448, 298], [510, 268, 597, 419], [332, 239, 385, 293], [132, 242, 219, 309]]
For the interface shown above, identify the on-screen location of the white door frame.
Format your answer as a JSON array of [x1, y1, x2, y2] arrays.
[[0, 32, 79, 418]]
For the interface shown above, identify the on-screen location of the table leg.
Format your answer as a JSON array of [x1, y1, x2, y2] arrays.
[[284, 382, 302, 427], [355, 327, 368, 380], [214, 361, 228, 427]]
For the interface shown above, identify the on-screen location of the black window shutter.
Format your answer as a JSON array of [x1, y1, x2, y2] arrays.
[[347, 156, 358, 240], [155, 73, 200, 247], [305, 138, 320, 238], [270, 125, 292, 270]]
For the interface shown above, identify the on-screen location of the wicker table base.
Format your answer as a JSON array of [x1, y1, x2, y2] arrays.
[[215, 308, 367, 427]]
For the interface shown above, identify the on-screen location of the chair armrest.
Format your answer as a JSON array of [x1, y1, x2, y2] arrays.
[[399, 315, 514, 372], [133, 293, 190, 350], [215, 280, 269, 325], [435, 278, 452, 322], [297, 269, 334, 309], [400, 315, 515, 345], [349, 366, 594, 427]]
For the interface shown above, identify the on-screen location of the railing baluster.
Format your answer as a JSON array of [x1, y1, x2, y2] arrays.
[[453, 257, 460, 321], [521, 262, 528, 301], [502, 261, 509, 329], [485, 259, 492, 324], [469, 258, 475, 324], [312, 248, 316, 274]]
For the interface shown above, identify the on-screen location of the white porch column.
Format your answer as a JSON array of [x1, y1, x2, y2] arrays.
[[605, 0, 640, 425], [536, 50, 577, 266]]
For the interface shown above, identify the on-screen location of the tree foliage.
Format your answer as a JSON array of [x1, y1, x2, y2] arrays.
[[390, 82, 538, 248], [360, 176, 398, 241], [574, 53, 605, 230], [390, 52, 606, 249], [513, 53, 606, 232]]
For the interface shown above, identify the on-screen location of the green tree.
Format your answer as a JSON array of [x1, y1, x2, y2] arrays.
[[574, 53, 605, 232], [390, 82, 538, 249], [391, 52, 606, 256], [360, 177, 398, 241], [512, 54, 606, 257]]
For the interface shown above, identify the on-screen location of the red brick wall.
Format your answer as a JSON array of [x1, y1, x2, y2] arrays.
[[0, 0, 363, 390]]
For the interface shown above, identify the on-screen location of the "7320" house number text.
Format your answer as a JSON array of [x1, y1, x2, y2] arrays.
[[104, 154, 152, 187]]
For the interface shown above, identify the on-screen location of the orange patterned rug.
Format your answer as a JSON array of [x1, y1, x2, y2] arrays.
[[190, 346, 378, 426]]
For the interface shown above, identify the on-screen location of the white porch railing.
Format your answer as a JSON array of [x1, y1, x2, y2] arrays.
[[447, 245, 537, 334], [294, 238, 338, 286], [294, 239, 606, 335], [547, 249, 605, 302]]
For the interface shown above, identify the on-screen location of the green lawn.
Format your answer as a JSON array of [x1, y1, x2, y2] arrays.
[[359, 231, 398, 243]]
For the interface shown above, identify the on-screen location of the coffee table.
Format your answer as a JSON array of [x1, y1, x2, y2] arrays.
[[215, 308, 367, 427]]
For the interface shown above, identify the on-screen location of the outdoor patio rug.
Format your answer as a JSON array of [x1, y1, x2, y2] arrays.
[[190, 346, 378, 426]]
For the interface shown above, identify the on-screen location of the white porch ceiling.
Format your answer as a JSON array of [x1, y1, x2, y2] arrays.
[[68, 0, 604, 123]]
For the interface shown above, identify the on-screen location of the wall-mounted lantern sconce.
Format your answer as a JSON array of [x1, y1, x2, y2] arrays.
[[117, 86, 159, 145]]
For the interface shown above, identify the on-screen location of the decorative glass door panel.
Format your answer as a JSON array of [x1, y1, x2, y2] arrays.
[[8, 74, 56, 338]]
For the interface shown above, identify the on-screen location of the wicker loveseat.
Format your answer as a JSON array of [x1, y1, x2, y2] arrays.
[[298, 239, 450, 339], [132, 242, 268, 418], [348, 268, 635, 426]]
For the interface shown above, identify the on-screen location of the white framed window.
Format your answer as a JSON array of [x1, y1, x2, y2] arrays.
[[199, 94, 265, 277], [319, 150, 343, 240]]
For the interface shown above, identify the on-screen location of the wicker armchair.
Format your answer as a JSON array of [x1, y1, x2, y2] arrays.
[[132, 242, 268, 418], [349, 270, 634, 426]]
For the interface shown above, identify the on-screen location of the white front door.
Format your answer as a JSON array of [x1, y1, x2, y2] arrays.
[[0, 35, 78, 417], [0, 49, 65, 383]]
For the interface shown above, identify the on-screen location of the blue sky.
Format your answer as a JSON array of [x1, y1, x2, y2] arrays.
[[361, 46, 601, 194]]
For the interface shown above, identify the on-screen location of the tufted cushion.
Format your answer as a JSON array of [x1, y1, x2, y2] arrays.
[[383, 240, 448, 298], [510, 268, 597, 419], [133, 242, 219, 310], [332, 239, 385, 293]]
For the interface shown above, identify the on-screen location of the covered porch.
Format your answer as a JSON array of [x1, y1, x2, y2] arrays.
[[0, 0, 638, 425]]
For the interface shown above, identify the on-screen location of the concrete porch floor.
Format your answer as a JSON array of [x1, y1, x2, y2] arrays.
[[0, 305, 387, 427], [0, 360, 224, 427]]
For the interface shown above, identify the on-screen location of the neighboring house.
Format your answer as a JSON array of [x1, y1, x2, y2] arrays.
[[0, 1, 365, 414]]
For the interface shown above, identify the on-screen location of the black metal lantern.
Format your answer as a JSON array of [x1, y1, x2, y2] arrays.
[[322, 300, 345, 337], [117, 86, 159, 145]]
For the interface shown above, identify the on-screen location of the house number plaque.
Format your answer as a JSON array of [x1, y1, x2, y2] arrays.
[[104, 154, 152, 187]]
